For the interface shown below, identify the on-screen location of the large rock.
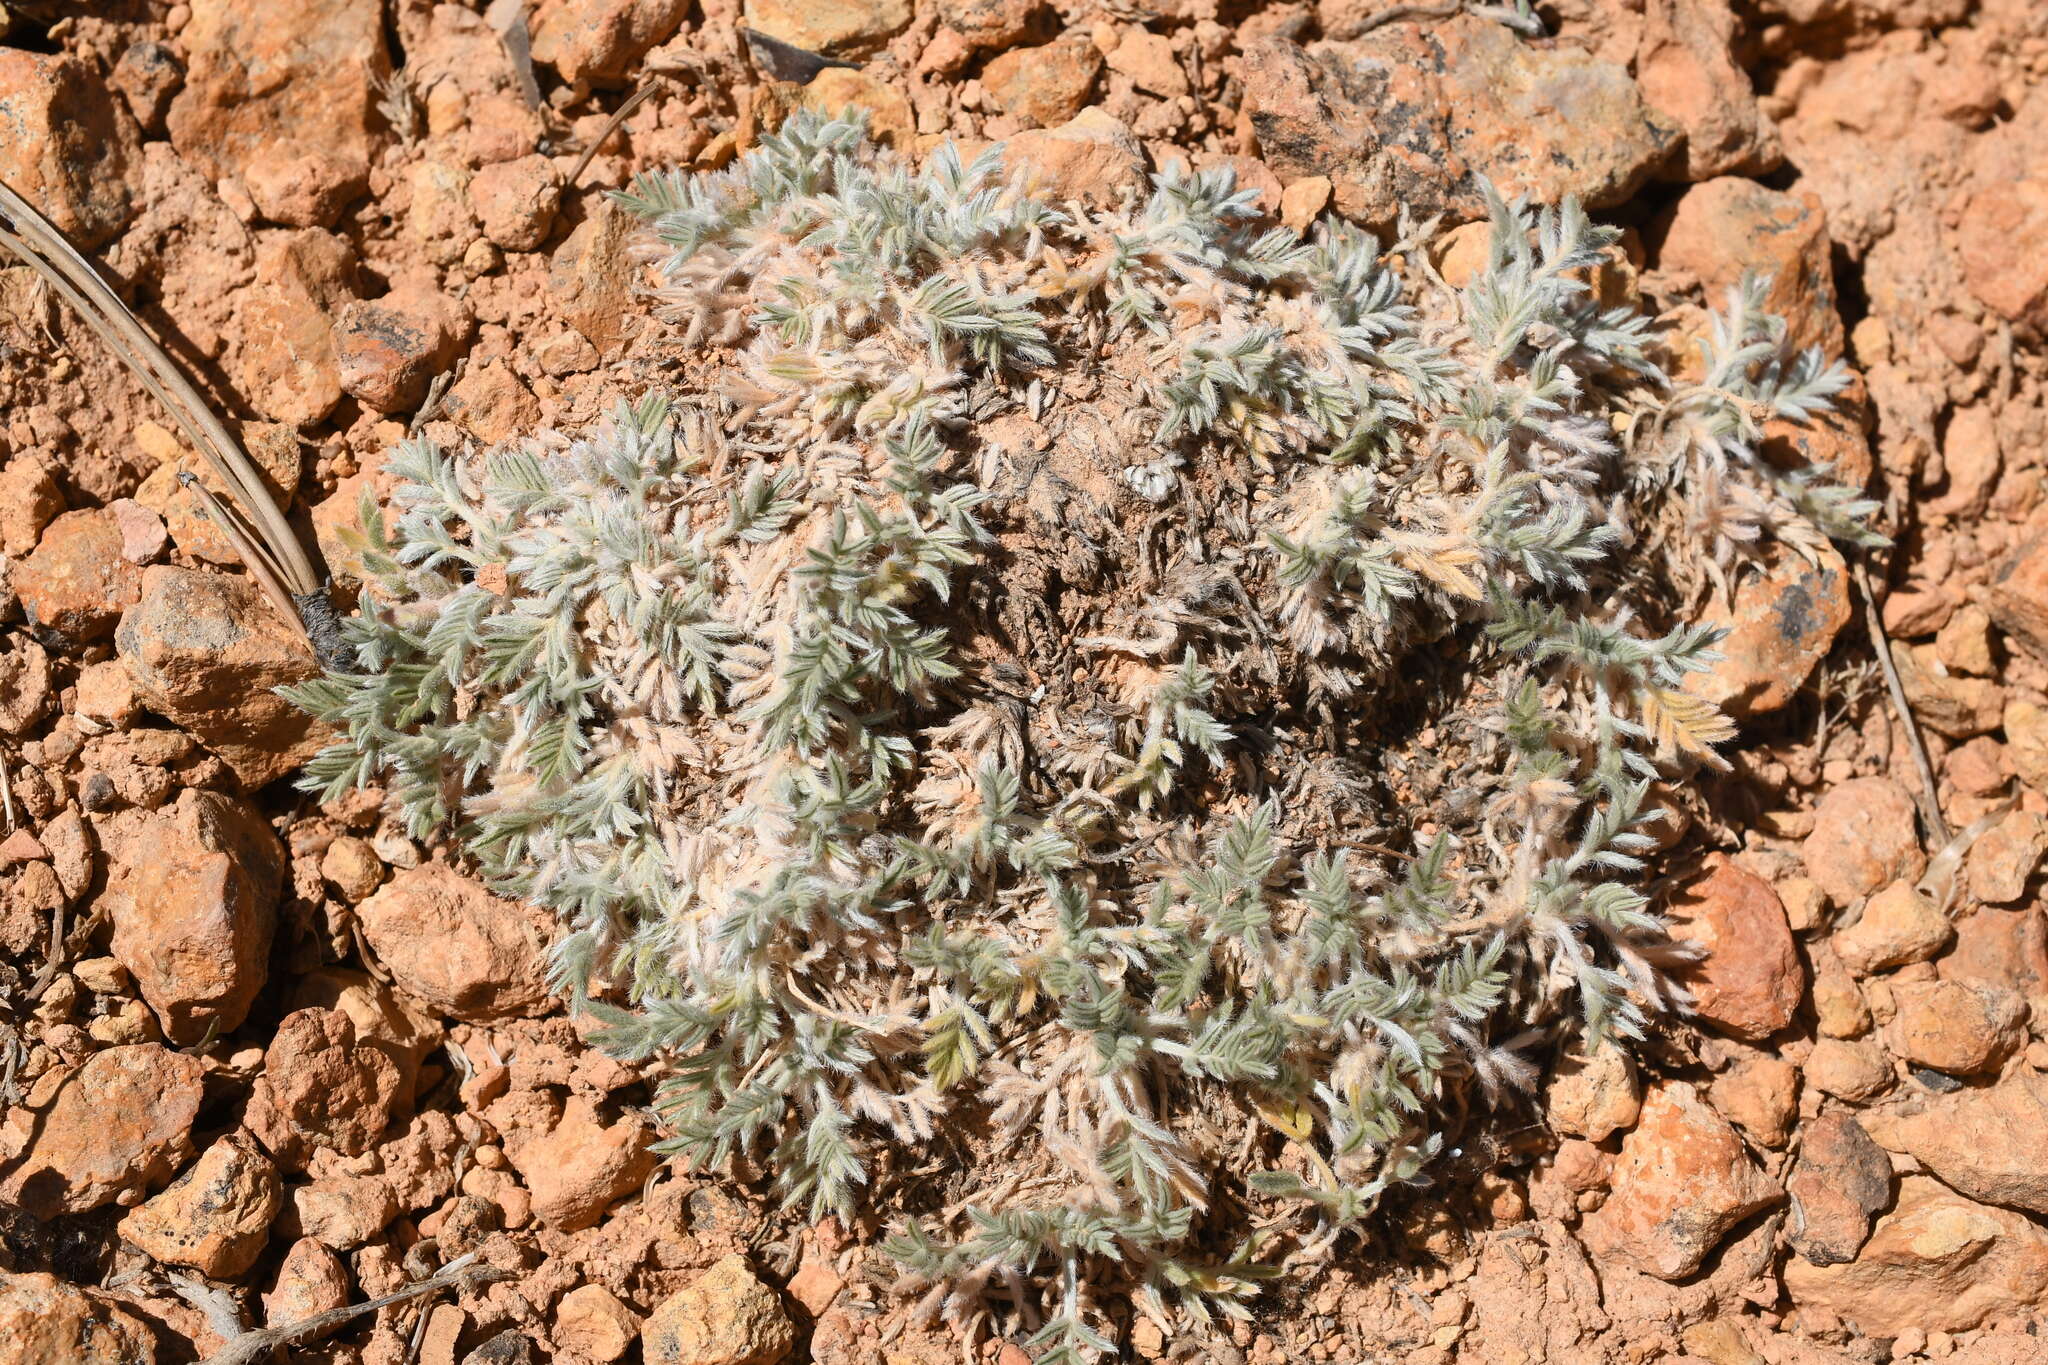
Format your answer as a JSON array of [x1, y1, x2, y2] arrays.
[[0, 1044, 203, 1218], [1831, 880, 1950, 977], [1686, 542, 1851, 719], [549, 202, 641, 355], [1864, 1073, 2048, 1216], [1786, 1112, 1891, 1267], [1579, 1081, 1781, 1280], [531, 0, 693, 85], [245, 1007, 404, 1171], [108, 789, 285, 1045], [263, 1238, 351, 1329], [506, 1094, 657, 1230], [1634, 0, 1780, 181], [166, 0, 387, 210], [16, 509, 146, 644], [356, 865, 555, 1023], [1884, 979, 2027, 1076], [1956, 177, 2048, 333], [0, 1272, 156, 1365], [642, 1254, 796, 1365], [1656, 176, 1843, 356], [1802, 776, 1924, 907], [116, 565, 329, 789], [1004, 109, 1148, 207], [118, 1131, 281, 1278], [1544, 1041, 1641, 1142], [1240, 18, 1677, 229], [334, 285, 473, 414], [1664, 857, 1802, 1040], [1986, 531, 2048, 665], [741, 0, 911, 54], [982, 39, 1101, 129], [1784, 1177, 2048, 1335], [0, 51, 139, 248]]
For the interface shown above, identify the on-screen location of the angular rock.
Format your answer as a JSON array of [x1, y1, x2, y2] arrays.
[[244, 147, 368, 229], [556, 1283, 643, 1362], [245, 1007, 403, 1171], [1579, 1081, 1782, 1280], [357, 864, 555, 1023], [292, 1173, 399, 1249], [531, 0, 693, 86], [406, 158, 477, 267], [507, 1095, 656, 1231], [444, 362, 543, 445], [1106, 30, 1188, 100], [1806, 1037, 1893, 1102], [550, 202, 641, 355], [1940, 905, 2048, 997], [936, 0, 1042, 53], [1831, 880, 1951, 977], [167, 0, 387, 198], [469, 155, 562, 252], [0, 51, 139, 248], [1665, 856, 1802, 1040], [1634, 0, 1780, 180], [335, 286, 473, 414], [119, 1132, 281, 1278], [1708, 1052, 1798, 1148], [0, 1044, 203, 1218], [1544, 1041, 1640, 1142], [16, 509, 146, 644], [1786, 1112, 1891, 1267], [231, 281, 343, 428], [1784, 1177, 2048, 1336], [1241, 18, 1676, 229], [108, 789, 284, 1045], [642, 1254, 797, 1365], [1966, 809, 2046, 904], [1657, 176, 1841, 358], [1802, 777, 1924, 907], [287, 966, 443, 1103], [0, 1272, 156, 1365], [0, 636, 53, 737], [111, 40, 183, 134], [0, 457, 63, 558], [1895, 643, 2002, 740], [116, 565, 329, 789], [320, 836, 386, 903], [264, 1238, 351, 1329], [983, 39, 1102, 129], [1005, 109, 1148, 207], [1956, 177, 2048, 332], [741, 0, 911, 54], [1864, 1073, 2048, 1216], [1884, 979, 2027, 1076], [1984, 532, 2048, 665], [1686, 542, 1850, 720]]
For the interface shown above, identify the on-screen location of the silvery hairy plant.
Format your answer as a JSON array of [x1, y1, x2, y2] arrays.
[[287, 112, 1877, 1359]]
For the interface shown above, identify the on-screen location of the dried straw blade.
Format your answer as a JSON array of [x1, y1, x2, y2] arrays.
[[0, 178, 330, 648]]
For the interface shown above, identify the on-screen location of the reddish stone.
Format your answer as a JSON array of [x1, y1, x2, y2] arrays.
[[1665, 857, 1803, 1041], [1687, 543, 1851, 720], [1657, 175, 1843, 356], [15, 510, 146, 643], [1884, 979, 2027, 1076], [0, 1044, 204, 1218], [0, 51, 139, 248], [244, 1008, 404, 1171], [1579, 1082, 1782, 1280], [356, 865, 555, 1023], [983, 39, 1102, 129], [1802, 777, 1925, 907], [1787, 1112, 1891, 1267], [108, 790, 284, 1045], [1866, 1073, 2048, 1217]]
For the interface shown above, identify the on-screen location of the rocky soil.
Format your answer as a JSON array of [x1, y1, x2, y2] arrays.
[[2, 0, 2048, 1362]]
